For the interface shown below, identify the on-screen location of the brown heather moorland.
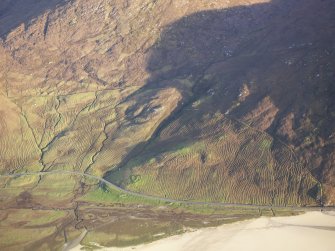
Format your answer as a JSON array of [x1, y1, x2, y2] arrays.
[[0, 0, 334, 249]]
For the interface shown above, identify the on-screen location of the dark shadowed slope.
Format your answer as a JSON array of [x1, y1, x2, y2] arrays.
[[0, 0, 68, 37], [108, 0, 335, 205]]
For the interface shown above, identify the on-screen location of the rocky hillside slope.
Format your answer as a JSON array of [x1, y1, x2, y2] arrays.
[[0, 0, 334, 205]]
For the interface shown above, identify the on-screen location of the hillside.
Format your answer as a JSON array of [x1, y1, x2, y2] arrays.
[[0, 0, 334, 249], [1, 0, 333, 204]]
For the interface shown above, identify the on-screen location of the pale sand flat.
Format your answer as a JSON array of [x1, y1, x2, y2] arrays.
[[72, 211, 335, 251]]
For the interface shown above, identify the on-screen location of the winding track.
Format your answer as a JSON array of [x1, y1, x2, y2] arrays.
[[1, 170, 333, 211]]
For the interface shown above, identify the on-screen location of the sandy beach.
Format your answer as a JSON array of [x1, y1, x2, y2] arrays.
[[72, 211, 335, 251]]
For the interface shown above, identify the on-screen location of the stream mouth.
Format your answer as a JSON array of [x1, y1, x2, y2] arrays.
[[63, 229, 88, 251]]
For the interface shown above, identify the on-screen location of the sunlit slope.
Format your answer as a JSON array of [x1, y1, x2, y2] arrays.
[[0, 83, 181, 177], [110, 112, 319, 206], [0, 94, 42, 173]]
